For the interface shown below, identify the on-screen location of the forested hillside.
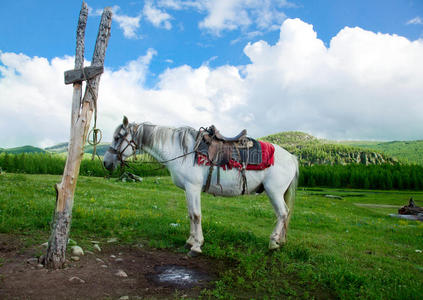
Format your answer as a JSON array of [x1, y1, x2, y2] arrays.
[[261, 132, 398, 166], [0, 145, 45, 154], [335, 140, 423, 165]]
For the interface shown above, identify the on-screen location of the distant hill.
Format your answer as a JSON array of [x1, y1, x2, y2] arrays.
[[261, 131, 398, 166], [3, 131, 420, 166], [334, 140, 423, 165], [45, 142, 110, 156], [0, 145, 45, 154]]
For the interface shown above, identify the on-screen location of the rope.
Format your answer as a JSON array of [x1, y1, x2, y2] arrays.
[[81, 67, 102, 160]]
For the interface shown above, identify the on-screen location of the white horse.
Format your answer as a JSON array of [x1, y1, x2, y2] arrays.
[[103, 117, 299, 256]]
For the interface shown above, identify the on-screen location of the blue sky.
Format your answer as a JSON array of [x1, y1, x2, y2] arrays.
[[0, 1, 423, 147]]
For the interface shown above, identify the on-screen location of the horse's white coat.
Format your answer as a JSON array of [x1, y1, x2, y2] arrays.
[[103, 119, 299, 254]]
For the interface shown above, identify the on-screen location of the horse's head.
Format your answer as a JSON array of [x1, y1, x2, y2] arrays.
[[103, 116, 138, 171]]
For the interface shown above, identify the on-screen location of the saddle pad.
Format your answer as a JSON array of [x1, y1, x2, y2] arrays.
[[196, 137, 262, 165], [196, 140, 275, 171]]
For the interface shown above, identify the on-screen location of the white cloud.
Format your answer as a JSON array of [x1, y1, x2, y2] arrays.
[[143, 1, 172, 30], [159, 0, 288, 35], [406, 16, 423, 25], [114, 12, 142, 39], [91, 5, 142, 39], [1, 18, 423, 148]]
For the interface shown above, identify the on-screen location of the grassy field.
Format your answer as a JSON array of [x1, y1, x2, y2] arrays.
[[0, 173, 422, 299]]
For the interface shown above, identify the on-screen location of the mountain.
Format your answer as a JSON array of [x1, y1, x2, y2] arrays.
[[3, 131, 420, 166], [334, 140, 423, 165], [44, 142, 110, 156], [260, 131, 398, 166], [0, 145, 45, 154]]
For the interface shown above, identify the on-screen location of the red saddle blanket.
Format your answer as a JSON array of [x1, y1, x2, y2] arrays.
[[197, 141, 275, 171]]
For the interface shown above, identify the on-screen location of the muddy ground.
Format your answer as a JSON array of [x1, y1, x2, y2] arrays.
[[0, 235, 221, 299]]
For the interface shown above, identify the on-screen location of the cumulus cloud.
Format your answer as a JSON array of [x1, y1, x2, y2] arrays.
[[143, 1, 172, 30], [91, 5, 142, 39], [158, 0, 288, 34], [1, 18, 423, 148], [406, 16, 423, 25]]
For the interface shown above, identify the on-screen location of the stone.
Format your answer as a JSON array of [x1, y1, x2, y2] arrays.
[[71, 246, 84, 256], [119, 296, 129, 300], [91, 240, 100, 244], [93, 244, 101, 252], [26, 258, 38, 265], [71, 256, 80, 261], [110, 255, 116, 258], [95, 258, 104, 263], [101, 264, 108, 268], [36, 264, 44, 269], [107, 237, 118, 243], [115, 270, 128, 278], [115, 258, 123, 263], [69, 276, 85, 284]]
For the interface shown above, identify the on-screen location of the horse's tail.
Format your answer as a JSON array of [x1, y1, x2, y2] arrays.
[[284, 155, 299, 228]]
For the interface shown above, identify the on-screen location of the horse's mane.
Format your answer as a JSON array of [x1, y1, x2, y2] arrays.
[[136, 123, 198, 154]]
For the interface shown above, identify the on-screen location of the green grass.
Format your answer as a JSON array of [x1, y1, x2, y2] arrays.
[[0, 173, 422, 299]]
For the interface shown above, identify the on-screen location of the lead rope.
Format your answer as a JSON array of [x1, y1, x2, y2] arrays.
[[82, 68, 102, 160]]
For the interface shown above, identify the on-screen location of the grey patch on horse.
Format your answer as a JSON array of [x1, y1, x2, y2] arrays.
[[137, 123, 198, 156]]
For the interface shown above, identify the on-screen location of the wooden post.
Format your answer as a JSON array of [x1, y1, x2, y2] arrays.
[[45, 2, 112, 269]]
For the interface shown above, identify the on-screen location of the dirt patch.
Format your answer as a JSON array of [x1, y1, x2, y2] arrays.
[[0, 235, 220, 299]]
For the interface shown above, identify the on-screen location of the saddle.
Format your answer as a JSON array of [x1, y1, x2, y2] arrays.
[[195, 125, 261, 194], [202, 125, 250, 166]]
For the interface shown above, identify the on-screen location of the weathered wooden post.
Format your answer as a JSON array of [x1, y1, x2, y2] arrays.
[[45, 2, 112, 269]]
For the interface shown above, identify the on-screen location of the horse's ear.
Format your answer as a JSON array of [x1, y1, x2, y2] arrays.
[[123, 116, 129, 127]]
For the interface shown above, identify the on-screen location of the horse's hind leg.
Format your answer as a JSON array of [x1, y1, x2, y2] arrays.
[[264, 183, 289, 250], [184, 184, 204, 255]]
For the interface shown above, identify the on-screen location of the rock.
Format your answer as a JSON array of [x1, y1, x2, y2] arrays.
[[26, 258, 38, 265], [107, 237, 118, 243], [110, 255, 116, 258], [324, 194, 343, 200], [93, 244, 101, 252], [71, 256, 80, 261], [115, 270, 128, 278], [119, 296, 129, 300], [115, 258, 123, 263], [71, 246, 84, 256], [85, 250, 94, 255], [91, 240, 100, 244], [69, 276, 85, 284], [36, 264, 44, 269], [101, 264, 108, 268], [95, 258, 104, 263]]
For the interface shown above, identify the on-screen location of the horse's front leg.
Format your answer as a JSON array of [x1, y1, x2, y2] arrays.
[[184, 184, 204, 256]]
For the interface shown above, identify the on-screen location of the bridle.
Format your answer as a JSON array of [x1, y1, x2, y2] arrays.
[[108, 124, 139, 165]]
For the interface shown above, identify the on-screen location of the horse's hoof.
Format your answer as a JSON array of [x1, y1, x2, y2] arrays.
[[269, 240, 280, 250], [187, 250, 201, 258], [184, 243, 192, 250]]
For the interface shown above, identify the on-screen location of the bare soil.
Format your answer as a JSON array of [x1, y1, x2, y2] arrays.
[[0, 235, 220, 299]]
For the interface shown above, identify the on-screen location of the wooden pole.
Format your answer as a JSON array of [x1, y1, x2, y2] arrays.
[[45, 3, 112, 269]]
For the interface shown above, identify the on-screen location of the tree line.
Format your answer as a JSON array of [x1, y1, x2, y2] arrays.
[[1, 152, 422, 190], [299, 164, 423, 190], [0, 152, 168, 178]]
